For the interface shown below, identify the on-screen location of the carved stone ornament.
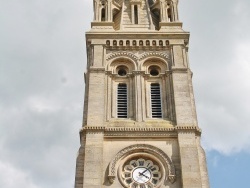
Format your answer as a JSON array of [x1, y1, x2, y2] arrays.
[[108, 175, 115, 183], [138, 52, 170, 61], [108, 144, 176, 184], [106, 51, 138, 61], [130, 0, 142, 4], [106, 51, 170, 63]]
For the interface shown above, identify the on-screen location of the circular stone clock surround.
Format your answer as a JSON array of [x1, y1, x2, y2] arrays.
[[118, 153, 166, 188]]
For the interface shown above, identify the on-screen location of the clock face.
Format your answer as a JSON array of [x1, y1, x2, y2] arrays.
[[121, 158, 161, 188], [132, 167, 151, 183]]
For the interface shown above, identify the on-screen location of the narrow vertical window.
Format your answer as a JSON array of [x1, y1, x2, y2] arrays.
[[134, 5, 138, 24], [101, 8, 106, 21], [117, 83, 128, 118], [151, 83, 162, 118], [167, 8, 172, 22]]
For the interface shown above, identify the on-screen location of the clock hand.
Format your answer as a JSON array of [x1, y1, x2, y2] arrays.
[[141, 168, 149, 174], [139, 172, 150, 179]]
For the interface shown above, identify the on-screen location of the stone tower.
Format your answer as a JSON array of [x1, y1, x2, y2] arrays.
[[75, 0, 210, 188]]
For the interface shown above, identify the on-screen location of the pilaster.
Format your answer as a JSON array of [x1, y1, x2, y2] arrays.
[[83, 130, 104, 188], [178, 130, 202, 188]]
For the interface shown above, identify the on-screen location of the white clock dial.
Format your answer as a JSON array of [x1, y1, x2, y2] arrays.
[[132, 167, 151, 183], [121, 158, 161, 188]]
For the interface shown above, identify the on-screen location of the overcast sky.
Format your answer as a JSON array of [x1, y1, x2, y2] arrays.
[[0, 0, 249, 188]]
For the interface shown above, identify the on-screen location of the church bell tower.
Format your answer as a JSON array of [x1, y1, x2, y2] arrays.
[[75, 0, 210, 187]]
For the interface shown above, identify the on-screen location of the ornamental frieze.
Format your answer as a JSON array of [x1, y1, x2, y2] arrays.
[[106, 51, 170, 62]]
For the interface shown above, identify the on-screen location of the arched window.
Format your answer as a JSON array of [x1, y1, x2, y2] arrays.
[[107, 61, 135, 120], [167, 7, 172, 22], [142, 60, 171, 120], [101, 8, 106, 21]]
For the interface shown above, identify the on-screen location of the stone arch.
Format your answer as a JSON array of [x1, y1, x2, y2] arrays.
[[106, 57, 137, 73], [106, 51, 138, 62], [140, 57, 169, 73], [108, 144, 176, 184], [138, 52, 170, 61]]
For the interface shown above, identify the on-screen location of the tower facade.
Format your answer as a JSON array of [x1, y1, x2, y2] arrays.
[[75, 0, 210, 188]]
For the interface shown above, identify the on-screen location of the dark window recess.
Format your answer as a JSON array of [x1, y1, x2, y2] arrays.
[[134, 5, 138, 24], [150, 69, 159, 76], [151, 83, 162, 118], [117, 83, 128, 118], [101, 8, 106, 21], [118, 69, 127, 76]]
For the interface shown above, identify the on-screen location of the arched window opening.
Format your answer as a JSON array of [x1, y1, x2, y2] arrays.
[[150, 69, 159, 76], [134, 5, 139, 24], [167, 8, 173, 22], [126, 40, 130, 46], [117, 83, 128, 118], [119, 40, 123, 46], [149, 65, 160, 76], [117, 66, 127, 76], [101, 8, 106, 21]]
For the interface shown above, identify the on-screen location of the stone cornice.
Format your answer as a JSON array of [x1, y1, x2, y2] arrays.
[[86, 32, 190, 41], [80, 126, 201, 137]]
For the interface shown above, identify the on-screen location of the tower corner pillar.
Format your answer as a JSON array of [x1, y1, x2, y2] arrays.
[[177, 130, 203, 188]]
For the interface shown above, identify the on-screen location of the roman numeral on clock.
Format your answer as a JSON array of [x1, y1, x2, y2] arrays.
[[139, 161, 144, 166]]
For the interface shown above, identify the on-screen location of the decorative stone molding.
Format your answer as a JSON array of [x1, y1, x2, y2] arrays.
[[138, 52, 170, 61], [108, 144, 176, 184], [105, 40, 171, 48], [132, 70, 144, 75], [130, 0, 142, 4], [80, 126, 105, 133], [108, 175, 115, 183], [106, 51, 170, 64], [105, 132, 176, 137], [106, 51, 138, 61], [106, 127, 175, 132], [105, 72, 134, 78], [80, 126, 201, 135], [176, 125, 202, 135], [168, 175, 176, 184]]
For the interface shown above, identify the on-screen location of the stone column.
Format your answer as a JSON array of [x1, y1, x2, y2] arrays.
[[160, 0, 166, 22], [173, 0, 179, 21], [133, 71, 142, 122], [94, 0, 98, 21]]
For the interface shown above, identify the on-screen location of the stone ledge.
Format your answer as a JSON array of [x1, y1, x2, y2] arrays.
[[79, 126, 201, 137]]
